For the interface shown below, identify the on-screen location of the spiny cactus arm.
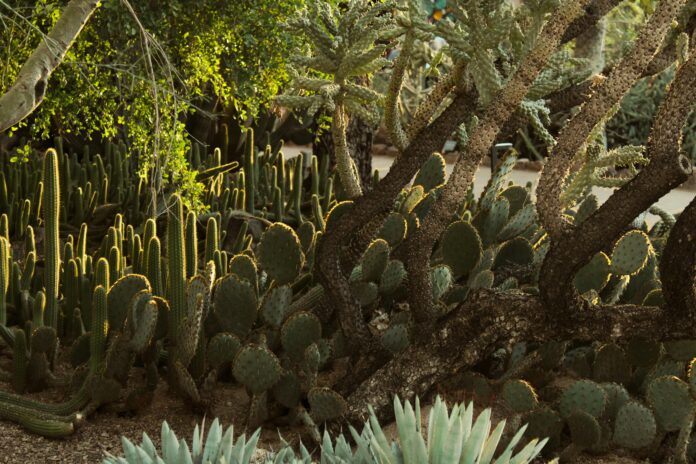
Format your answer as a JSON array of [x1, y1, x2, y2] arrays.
[[331, 102, 363, 198], [404, 0, 594, 322], [43, 149, 61, 329], [316, 89, 477, 351], [167, 195, 187, 343], [539, 47, 696, 317], [384, 32, 415, 152], [560, 0, 622, 44], [537, 0, 688, 241], [0, 0, 100, 132], [405, 62, 466, 141]]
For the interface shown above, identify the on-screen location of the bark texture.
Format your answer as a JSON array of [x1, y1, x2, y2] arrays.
[[0, 0, 100, 133]]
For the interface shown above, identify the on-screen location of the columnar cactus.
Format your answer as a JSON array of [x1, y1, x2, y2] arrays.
[[43, 149, 61, 329]]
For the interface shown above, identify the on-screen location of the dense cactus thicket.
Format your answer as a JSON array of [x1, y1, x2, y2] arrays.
[[0, 0, 696, 462]]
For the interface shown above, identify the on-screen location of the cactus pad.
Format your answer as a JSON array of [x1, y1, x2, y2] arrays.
[[593, 343, 630, 384], [626, 338, 661, 367], [308, 387, 347, 422], [523, 407, 563, 451], [567, 410, 601, 448], [559, 379, 607, 419], [273, 370, 302, 408], [430, 265, 452, 301], [494, 237, 534, 269], [379, 260, 407, 295], [260, 285, 293, 327], [413, 152, 446, 192], [379, 213, 407, 247], [360, 239, 390, 282], [213, 274, 258, 338], [497, 203, 536, 241], [601, 382, 631, 419], [610, 230, 650, 276], [281, 311, 321, 362], [647, 376, 694, 432], [206, 333, 241, 370], [613, 401, 656, 450], [350, 281, 379, 307], [441, 220, 482, 279], [501, 379, 538, 413], [664, 340, 696, 361], [229, 254, 258, 287], [324, 201, 353, 232], [107, 275, 151, 331], [257, 223, 304, 285], [381, 323, 410, 354], [574, 252, 611, 294], [232, 345, 282, 394]]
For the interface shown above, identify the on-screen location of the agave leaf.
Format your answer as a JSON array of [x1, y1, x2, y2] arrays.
[[460, 408, 492, 464]]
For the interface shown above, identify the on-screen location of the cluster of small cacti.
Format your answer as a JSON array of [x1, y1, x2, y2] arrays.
[[446, 334, 696, 463]]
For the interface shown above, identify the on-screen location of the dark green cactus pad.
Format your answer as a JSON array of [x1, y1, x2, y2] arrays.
[[349, 281, 379, 307], [647, 376, 694, 432], [308, 387, 347, 423], [107, 274, 151, 331], [31, 326, 57, 353], [213, 274, 258, 338], [232, 345, 282, 394], [324, 201, 354, 232], [296, 221, 316, 254], [399, 185, 424, 214], [441, 220, 482, 279], [207, 333, 241, 370], [360, 239, 390, 283], [479, 151, 518, 211], [500, 185, 529, 216], [613, 401, 656, 450], [559, 379, 607, 419], [574, 252, 611, 294], [593, 343, 630, 384], [379, 260, 406, 295], [128, 299, 158, 354], [412, 190, 439, 223], [152, 296, 170, 340], [481, 197, 510, 246], [379, 212, 407, 247], [273, 370, 302, 408], [430, 265, 452, 302], [303, 343, 321, 374], [460, 371, 494, 404], [248, 392, 269, 428], [642, 359, 685, 390], [626, 338, 662, 368], [172, 359, 201, 404], [665, 340, 696, 361], [567, 410, 602, 448], [523, 407, 563, 452], [601, 382, 631, 419], [610, 230, 651, 276], [575, 194, 599, 224], [257, 223, 304, 285], [69, 332, 91, 367], [381, 323, 410, 354], [688, 359, 696, 396], [494, 237, 534, 269], [413, 152, 446, 192], [229, 254, 258, 288], [469, 270, 494, 289], [498, 203, 536, 242], [501, 379, 538, 413], [281, 311, 321, 363], [260, 285, 293, 327], [642, 288, 665, 306]]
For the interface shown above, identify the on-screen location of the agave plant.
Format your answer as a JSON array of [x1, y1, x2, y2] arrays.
[[354, 396, 549, 464], [105, 396, 548, 463], [102, 418, 262, 464]]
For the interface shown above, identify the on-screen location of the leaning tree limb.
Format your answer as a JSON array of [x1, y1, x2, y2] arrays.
[[405, 0, 594, 322], [0, 0, 100, 133], [537, 0, 692, 316], [345, 288, 691, 424], [560, 0, 622, 45], [660, 197, 696, 322]]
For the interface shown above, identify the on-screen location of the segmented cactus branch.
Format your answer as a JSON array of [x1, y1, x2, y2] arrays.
[[537, 0, 687, 241], [405, 0, 593, 322], [384, 32, 415, 152]]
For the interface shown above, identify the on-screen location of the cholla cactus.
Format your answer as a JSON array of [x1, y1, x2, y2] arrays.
[[277, 0, 399, 198]]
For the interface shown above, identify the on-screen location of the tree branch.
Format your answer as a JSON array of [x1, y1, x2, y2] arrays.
[[404, 0, 594, 322], [537, 2, 694, 316], [661, 197, 696, 322], [0, 0, 100, 133]]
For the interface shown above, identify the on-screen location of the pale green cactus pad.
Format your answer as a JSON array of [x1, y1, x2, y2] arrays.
[[610, 230, 651, 276], [647, 376, 694, 432], [613, 401, 656, 450]]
